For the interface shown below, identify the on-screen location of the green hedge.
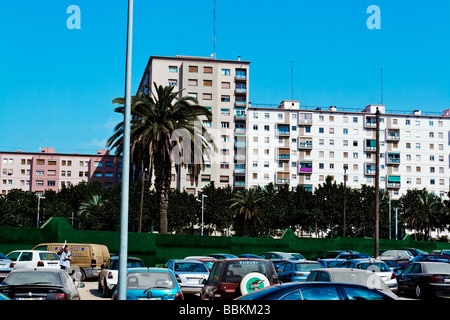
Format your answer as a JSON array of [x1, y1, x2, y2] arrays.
[[0, 217, 448, 267]]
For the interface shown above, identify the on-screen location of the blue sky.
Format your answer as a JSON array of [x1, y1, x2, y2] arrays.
[[0, 0, 449, 155]]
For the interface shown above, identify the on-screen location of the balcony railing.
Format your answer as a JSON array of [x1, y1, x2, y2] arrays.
[[299, 142, 313, 149]]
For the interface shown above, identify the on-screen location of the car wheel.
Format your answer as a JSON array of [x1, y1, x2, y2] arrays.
[[239, 272, 270, 296], [103, 279, 112, 298]]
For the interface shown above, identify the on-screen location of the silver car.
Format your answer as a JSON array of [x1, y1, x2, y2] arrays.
[[0, 252, 14, 282], [164, 260, 209, 294]]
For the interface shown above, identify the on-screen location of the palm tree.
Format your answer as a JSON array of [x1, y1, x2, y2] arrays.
[[107, 83, 215, 234], [417, 192, 443, 240], [77, 195, 107, 229], [230, 187, 264, 236]]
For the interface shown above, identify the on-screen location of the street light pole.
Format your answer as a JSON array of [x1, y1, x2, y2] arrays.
[[343, 167, 347, 237], [37, 195, 46, 228], [374, 108, 380, 258], [201, 194, 207, 236], [118, 0, 133, 301]]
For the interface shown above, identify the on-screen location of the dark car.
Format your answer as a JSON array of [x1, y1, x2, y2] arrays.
[[335, 253, 372, 260], [276, 260, 323, 283], [205, 253, 238, 259], [397, 261, 450, 299], [259, 252, 305, 261], [403, 254, 450, 270], [235, 282, 398, 300], [313, 250, 359, 260], [398, 248, 428, 257], [201, 258, 279, 300], [0, 268, 85, 300]]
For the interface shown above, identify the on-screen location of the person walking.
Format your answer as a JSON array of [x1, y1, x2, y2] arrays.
[[60, 245, 72, 271]]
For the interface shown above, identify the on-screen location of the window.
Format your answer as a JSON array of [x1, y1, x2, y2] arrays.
[[343, 128, 348, 134], [221, 82, 230, 89], [221, 122, 230, 128], [221, 69, 230, 76], [221, 108, 230, 115], [203, 66, 213, 74], [203, 93, 212, 100], [203, 80, 212, 87], [36, 159, 45, 165], [188, 79, 198, 86], [188, 65, 198, 73], [168, 79, 177, 86], [169, 66, 178, 73], [221, 95, 230, 102]]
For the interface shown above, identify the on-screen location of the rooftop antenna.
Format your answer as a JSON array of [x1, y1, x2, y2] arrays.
[[380, 67, 383, 105], [290, 61, 294, 100], [212, 0, 216, 59]]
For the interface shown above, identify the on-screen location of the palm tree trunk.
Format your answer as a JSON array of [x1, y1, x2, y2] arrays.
[[154, 150, 171, 234]]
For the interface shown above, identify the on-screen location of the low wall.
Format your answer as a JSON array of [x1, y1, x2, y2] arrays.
[[0, 217, 448, 267]]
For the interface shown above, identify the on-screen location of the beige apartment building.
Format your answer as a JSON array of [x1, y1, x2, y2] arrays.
[[138, 55, 250, 193]]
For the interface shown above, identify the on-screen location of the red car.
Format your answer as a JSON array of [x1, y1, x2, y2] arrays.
[[200, 258, 279, 300]]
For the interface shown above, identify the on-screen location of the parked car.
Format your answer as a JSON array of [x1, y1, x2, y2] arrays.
[[306, 268, 398, 299], [6, 250, 60, 269], [0, 252, 14, 282], [235, 281, 398, 300], [0, 292, 10, 300], [259, 252, 304, 261], [383, 259, 402, 275], [397, 261, 450, 299], [277, 260, 323, 283], [238, 254, 263, 259], [184, 256, 217, 272], [317, 259, 346, 268], [403, 254, 450, 269], [338, 259, 397, 292], [111, 267, 183, 300], [313, 250, 359, 260], [164, 260, 209, 295], [398, 248, 428, 257], [98, 256, 145, 297], [335, 253, 372, 260], [431, 250, 450, 256], [201, 258, 279, 300], [379, 250, 413, 267], [32, 242, 110, 280], [0, 268, 85, 300], [205, 253, 238, 259]]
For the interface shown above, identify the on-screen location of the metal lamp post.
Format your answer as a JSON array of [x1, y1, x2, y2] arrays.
[[201, 194, 207, 236], [37, 195, 46, 228]]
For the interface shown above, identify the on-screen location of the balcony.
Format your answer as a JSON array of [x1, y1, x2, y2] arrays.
[[386, 129, 400, 141], [234, 113, 246, 121], [234, 140, 246, 148], [298, 141, 313, 149], [235, 100, 247, 107], [387, 153, 400, 165], [365, 139, 377, 152], [276, 124, 290, 136], [298, 113, 313, 125], [365, 116, 377, 128], [365, 163, 376, 176], [387, 176, 401, 188], [277, 147, 290, 161], [235, 87, 247, 94], [299, 161, 312, 174], [276, 172, 290, 185]]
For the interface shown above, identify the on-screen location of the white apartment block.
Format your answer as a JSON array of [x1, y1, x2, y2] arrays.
[[138, 55, 250, 193], [247, 102, 450, 200]]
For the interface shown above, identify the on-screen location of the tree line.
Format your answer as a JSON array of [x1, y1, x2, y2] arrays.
[[1, 177, 448, 241]]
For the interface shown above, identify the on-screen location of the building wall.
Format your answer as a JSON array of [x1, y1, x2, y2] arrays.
[[138, 56, 250, 194], [247, 103, 450, 200], [0, 149, 122, 195]]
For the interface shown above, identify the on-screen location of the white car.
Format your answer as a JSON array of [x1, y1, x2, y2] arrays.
[[6, 250, 60, 269], [164, 260, 209, 294], [338, 259, 398, 292], [98, 256, 145, 298]]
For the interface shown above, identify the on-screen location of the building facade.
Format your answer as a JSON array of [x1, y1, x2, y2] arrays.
[[138, 55, 250, 193], [0, 148, 122, 195], [247, 102, 450, 200]]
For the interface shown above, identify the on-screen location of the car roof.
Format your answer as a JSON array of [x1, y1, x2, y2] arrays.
[[110, 256, 141, 260], [126, 267, 172, 273], [9, 268, 64, 274]]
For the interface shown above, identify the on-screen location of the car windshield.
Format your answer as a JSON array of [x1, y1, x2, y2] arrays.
[[326, 261, 344, 268], [127, 272, 176, 290], [295, 263, 322, 272], [202, 261, 215, 270], [290, 253, 305, 260], [357, 262, 390, 272], [380, 250, 398, 257], [222, 260, 275, 283], [425, 263, 450, 274], [174, 262, 207, 273], [39, 252, 60, 261], [3, 272, 61, 286], [383, 260, 398, 267]]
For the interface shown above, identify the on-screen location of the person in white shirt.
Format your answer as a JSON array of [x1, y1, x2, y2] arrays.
[[60, 245, 72, 271]]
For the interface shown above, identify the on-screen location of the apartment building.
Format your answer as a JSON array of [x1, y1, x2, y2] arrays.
[[0, 148, 122, 195], [138, 55, 250, 193], [247, 102, 450, 200]]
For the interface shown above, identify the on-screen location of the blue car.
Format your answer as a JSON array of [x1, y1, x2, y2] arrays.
[[112, 268, 183, 300], [276, 260, 323, 282]]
